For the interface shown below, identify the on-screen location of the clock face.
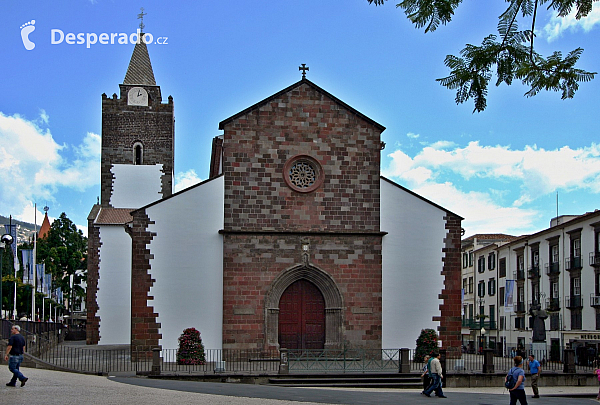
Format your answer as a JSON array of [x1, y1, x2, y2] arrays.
[[128, 87, 148, 106]]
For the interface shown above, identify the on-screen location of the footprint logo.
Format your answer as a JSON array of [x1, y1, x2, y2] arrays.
[[20, 20, 36, 51]]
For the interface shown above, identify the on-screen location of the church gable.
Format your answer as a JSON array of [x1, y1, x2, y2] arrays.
[[219, 79, 385, 233]]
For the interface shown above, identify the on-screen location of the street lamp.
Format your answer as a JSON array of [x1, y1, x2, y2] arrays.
[[481, 327, 486, 350], [478, 297, 485, 353]]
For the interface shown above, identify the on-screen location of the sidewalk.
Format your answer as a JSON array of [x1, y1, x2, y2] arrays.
[[1, 366, 598, 405]]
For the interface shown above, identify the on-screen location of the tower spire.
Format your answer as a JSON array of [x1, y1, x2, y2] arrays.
[[123, 9, 156, 86]]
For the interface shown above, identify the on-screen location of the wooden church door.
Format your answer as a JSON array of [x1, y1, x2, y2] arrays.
[[278, 279, 325, 350]]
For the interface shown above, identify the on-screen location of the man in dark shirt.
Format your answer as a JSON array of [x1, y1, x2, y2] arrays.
[[4, 325, 28, 387]]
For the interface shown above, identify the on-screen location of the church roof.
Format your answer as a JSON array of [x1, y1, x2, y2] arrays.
[[38, 212, 51, 239], [218, 78, 386, 131], [94, 208, 133, 225], [123, 39, 156, 85]]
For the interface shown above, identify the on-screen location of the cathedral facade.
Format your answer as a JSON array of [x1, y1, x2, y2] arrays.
[[86, 40, 463, 356]]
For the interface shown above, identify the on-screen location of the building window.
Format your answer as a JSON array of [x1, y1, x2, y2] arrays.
[[488, 252, 496, 270], [478, 256, 485, 273], [469, 252, 473, 267], [463, 278, 467, 292], [552, 281, 559, 298], [133, 142, 144, 165], [463, 253, 468, 268], [499, 258, 506, 278], [550, 313, 560, 331], [573, 238, 581, 258], [478, 281, 486, 297], [500, 316, 505, 330], [515, 317, 525, 329], [283, 155, 324, 193], [572, 276, 581, 296], [517, 254, 524, 271], [468, 277, 473, 294], [571, 309, 582, 330], [551, 244, 559, 264], [499, 286, 505, 306], [488, 278, 496, 296]]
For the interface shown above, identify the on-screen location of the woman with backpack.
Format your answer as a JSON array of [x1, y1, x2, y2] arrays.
[[505, 355, 527, 405]]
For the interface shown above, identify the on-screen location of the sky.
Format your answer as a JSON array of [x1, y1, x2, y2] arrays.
[[1, 0, 599, 238]]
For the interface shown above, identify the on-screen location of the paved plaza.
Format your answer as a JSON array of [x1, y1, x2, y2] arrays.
[[1, 366, 599, 405]]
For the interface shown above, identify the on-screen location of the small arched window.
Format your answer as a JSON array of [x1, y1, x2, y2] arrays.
[[133, 142, 143, 165]]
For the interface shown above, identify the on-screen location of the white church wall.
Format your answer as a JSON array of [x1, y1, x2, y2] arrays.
[[110, 164, 163, 208], [97, 225, 132, 345], [147, 176, 224, 351], [380, 178, 447, 350]]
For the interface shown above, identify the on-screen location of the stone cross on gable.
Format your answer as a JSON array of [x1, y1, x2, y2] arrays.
[[138, 7, 147, 32], [299, 64, 309, 79]]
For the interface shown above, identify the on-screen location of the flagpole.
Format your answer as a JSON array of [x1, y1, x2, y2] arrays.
[[32, 203, 37, 321], [12, 216, 18, 319]]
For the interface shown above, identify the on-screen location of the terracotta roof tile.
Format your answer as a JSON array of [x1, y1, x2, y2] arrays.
[[95, 208, 133, 225]]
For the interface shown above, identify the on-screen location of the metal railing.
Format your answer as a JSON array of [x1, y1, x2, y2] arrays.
[[159, 348, 281, 374]]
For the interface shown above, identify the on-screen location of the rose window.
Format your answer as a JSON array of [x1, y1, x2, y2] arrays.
[[283, 155, 324, 193], [289, 161, 317, 188]]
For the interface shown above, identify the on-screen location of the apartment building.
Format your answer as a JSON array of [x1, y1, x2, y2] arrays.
[[462, 210, 600, 361]]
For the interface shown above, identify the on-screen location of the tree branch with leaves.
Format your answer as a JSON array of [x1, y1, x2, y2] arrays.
[[368, 0, 597, 112]]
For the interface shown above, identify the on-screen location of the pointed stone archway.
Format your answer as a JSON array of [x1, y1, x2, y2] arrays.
[[265, 264, 344, 350]]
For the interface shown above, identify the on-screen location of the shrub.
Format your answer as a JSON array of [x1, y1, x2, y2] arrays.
[[176, 327, 206, 365], [415, 328, 438, 363]]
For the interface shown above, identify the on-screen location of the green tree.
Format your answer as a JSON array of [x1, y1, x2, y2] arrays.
[[368, 0, 597, 112], [415, 328, 438, 362], [37, 212, 87, 315]]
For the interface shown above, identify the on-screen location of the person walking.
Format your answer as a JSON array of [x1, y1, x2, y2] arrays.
[[421, 355, 431, 391], [421, 352, 446, 398], [4, 325, 28, 387], [506, 355, 527, 405], [528, 354, 541, 398]]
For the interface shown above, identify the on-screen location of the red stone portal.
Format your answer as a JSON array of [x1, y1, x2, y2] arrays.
[[278, 279, 325, 350]]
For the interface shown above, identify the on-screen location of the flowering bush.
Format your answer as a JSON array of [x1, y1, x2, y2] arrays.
[[415, 328, 438, 363], [176, 327, 206, 365]]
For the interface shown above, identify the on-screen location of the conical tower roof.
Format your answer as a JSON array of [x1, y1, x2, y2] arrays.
[[123, 39, 156, 85], [38, 212, 51, 240]]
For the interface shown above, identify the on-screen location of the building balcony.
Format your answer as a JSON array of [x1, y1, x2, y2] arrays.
[[514, 269, 525, 280], [591, 252, 600, 267], [546, 297, 560, 312], [565, 256, 582, 271], [527, 266, 540, 279], [545, 262, 560, 276], [462, 318, 497, 330], [565, 295, 583, 309], [514, 301, 526, 313], [591, 294, 600, 307]]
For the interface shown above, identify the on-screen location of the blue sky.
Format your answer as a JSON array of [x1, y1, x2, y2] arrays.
[[1, 0, 599, 238]]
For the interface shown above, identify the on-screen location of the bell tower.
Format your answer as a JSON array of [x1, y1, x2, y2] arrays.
[[100, 35, 174, 208]]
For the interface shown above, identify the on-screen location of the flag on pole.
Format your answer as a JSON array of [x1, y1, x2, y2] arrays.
[[36, 263, 45, 293], [44, 274, 52, 297], [21, 249, 34, 285], [505, 280, 515, 312]]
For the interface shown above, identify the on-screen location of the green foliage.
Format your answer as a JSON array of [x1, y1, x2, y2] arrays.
[[368, 0, 597, 111], [37, 212, 87, 307], [415, 328, 438, 362], [177, 327, 206, 365]]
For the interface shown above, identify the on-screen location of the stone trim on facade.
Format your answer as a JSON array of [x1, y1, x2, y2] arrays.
[[264, 263, 344, 350], [436, 213, 463, 357]]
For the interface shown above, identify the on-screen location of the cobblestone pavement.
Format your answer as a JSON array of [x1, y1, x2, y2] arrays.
[[1, 367, 598, 405]]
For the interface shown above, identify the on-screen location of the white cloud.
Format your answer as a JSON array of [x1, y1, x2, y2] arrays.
[[0, 112, 100, 224], [406, 132, 420, 139], [174, 169, 202, 192], [382, 141, 600, 235], [540, 6, 600, 42]]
